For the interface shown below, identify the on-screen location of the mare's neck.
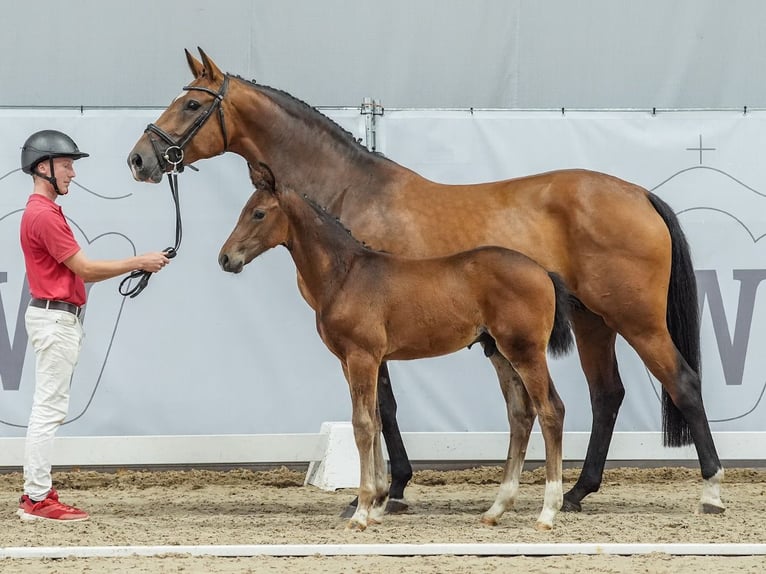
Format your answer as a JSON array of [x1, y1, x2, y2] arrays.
[[227, 80, 407, 210]]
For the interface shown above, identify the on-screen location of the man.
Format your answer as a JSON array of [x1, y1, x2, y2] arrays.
[[17, 129, 170, 522]]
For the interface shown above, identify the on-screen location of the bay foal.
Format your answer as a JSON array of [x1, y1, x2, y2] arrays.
[[219, 166, 574, 530]]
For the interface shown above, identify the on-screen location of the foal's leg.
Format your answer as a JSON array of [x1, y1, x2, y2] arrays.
[[368, 409, 389, 525], [341, 363, 411, 518], [481, 353, 535, 526], [518, 360, 565, 530], [343, 354, 389, 531], [562, 308, 624, 512]]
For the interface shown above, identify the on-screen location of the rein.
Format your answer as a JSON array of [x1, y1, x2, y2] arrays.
[[118, 169, 182, 298], [119, 75, 229, 298]]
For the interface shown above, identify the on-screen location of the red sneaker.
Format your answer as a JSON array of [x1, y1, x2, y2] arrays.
[[17, 488, 89, 522]]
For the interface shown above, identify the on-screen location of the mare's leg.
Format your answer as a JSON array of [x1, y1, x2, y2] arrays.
[[340, 362, 412, 518], [379, 363, 412, 512], [620, 325, 724, 513], [481, 353, 535, 526], [562, 308, 624, 512], [343, 354, 388, 531]]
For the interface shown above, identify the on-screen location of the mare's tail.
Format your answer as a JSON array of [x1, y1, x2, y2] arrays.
[[547, 272, 575, 357], [647, 192, 699, 447]]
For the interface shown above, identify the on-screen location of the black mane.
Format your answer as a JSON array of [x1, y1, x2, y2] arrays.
[[233, 75, 376, 158]]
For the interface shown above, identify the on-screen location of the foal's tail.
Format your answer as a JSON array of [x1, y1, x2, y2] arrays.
[[647, 192, 700, 448], [547, 272, 575, 357]]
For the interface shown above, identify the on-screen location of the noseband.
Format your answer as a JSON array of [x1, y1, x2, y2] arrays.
[[144, 74, 230, 172], [120, 76, 229, 298]]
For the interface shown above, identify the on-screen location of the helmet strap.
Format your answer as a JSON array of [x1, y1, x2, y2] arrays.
[[33, 158, 63, 195]]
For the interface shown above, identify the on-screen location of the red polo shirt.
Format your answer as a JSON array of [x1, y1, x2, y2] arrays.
[[20, 194, 86, 306]]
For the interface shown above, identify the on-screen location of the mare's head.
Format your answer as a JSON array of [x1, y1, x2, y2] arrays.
[[219, 163, 287, 273], [128, 48, 230, 183]]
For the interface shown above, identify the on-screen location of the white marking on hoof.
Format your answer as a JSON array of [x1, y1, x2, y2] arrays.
[[346, 508, 369, 531], [699, 468, 725, 514], [535, 520, 554, 531], [346, 520, 367, 531], [482, 480, 518, 525], [482, 500, 508, 525], [369, 503, 386, 524], [536, 479, 563, 529]]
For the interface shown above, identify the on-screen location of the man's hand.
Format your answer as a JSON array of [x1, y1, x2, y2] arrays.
[[137, 252, 171, 273]]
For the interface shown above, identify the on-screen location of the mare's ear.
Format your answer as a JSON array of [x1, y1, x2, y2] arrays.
[[198, 47, 224, 82], [185, 49, 204, 78]]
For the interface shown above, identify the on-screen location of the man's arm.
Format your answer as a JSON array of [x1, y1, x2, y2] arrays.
[[63, 250, 170, 283]]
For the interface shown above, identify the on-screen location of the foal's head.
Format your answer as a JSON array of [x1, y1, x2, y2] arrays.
[[218, 163, 287, 273]]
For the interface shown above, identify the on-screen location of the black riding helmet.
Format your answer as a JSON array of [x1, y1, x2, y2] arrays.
[[21, 130, 89, 195]]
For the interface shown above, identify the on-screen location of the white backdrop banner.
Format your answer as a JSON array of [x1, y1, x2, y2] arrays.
[[1, 108, 766, 439]]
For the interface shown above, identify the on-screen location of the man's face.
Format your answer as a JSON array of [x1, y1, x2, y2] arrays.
[[37, 157, 77, 194]]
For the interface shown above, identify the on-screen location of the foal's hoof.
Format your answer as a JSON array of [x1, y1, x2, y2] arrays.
[[535, 520, 553, 532], [385, 498, 409, 514], [343, 497, 408, 517], [700, 502, 726, 515], [560, 497, 582, 513], [345, 519, 367, 532]]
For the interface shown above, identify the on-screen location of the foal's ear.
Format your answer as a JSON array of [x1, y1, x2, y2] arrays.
[[247, 162, 277, 195], [185, 49, 204, 78], [198, 47, 224, 82]]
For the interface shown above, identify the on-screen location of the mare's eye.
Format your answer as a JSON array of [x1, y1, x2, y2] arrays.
[[186, 100, 201, 111], [253, 210, 266, 221]]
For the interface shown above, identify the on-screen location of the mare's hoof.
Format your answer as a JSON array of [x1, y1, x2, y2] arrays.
[[385, 498, 409, 514], [560, 497, 582, 513], [535, 521, 553, 532], [700, 502, 726, 514], [339, 503, 357, 519]]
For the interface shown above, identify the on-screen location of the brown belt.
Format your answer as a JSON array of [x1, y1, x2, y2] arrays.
[[29, 298, 83, 317]]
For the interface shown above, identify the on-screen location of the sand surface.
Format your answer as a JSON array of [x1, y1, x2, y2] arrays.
[[0, 465, 763, 573]]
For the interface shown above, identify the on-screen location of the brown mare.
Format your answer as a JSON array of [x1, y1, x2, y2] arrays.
[[218, 164, 574, 530], [127, 48, 725, 516]]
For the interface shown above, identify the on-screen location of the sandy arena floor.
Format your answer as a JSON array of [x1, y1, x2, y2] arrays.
[[0, 465, 764, 573]]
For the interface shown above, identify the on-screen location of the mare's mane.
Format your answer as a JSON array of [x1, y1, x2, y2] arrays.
[[233, 75, 385, 162]]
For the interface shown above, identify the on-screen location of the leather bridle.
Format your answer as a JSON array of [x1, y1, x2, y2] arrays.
[[119, 75, 230, 298], [144, 74, 230, 172]]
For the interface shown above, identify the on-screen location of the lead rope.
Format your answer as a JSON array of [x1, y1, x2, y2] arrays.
[[119, 164, 183, 298]]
